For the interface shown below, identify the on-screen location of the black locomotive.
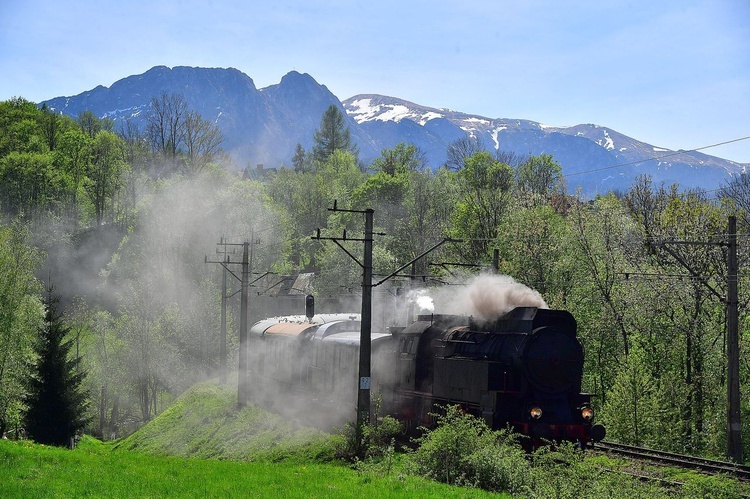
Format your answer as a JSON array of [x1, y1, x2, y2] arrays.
[[248, 306, 605, 448]]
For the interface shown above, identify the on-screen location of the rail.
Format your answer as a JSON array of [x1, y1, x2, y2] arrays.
[[594, 440, 750, 481]]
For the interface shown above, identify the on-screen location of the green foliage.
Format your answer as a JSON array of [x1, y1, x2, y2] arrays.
[[0, 151, 65, 218], [0, 221, 44, 438], [24, 290, 89, 446], [334, 408, 404, 463], [312, 105, 358, 164], [515, 153, 563, 203], [525, 443, 673, 499], [410, 405, 530, 494], [448, 151, 513, 263], [497, 203, 572, 300]]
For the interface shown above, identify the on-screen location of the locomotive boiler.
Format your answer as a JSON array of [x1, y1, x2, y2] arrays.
[[248, 306, 605, 448]]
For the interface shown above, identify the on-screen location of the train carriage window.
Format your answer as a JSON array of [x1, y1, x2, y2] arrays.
[[401, 338, 413, 355]]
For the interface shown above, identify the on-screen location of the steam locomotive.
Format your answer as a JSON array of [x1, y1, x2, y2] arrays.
[[248, 306, 605, 448]]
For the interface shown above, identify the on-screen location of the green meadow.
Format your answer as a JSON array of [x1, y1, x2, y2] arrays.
[[1, 381, 501, 498], [2, 380, 746, 498]]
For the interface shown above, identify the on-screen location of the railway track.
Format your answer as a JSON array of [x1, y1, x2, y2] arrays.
[[594, 440, 750, 481]]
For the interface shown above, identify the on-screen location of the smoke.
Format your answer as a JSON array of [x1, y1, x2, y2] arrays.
[[430, 273, 547, 322], [369, 273, 547, 330], [412, 289, 435, 313]]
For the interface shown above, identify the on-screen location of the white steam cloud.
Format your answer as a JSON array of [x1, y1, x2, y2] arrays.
[[429, 273, 547, 321]]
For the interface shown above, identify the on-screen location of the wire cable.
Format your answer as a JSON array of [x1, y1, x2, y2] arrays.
[[566, 135, 750, 178]]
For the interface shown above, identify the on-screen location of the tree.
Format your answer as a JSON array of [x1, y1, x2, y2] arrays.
[[24, 289, 89, 446], [449, 151, 513, 263], [55, 128, 92, 223], [0, 221, 43, 438], [312, 105, 358, 164], [445, 134, 484, 171], [182, 111, 223, 175], [515, 154, 563, 204], [0, 97, 45, 157], [352, 144, 436, 269], [77, 111, 113, 139], [0, 151, 56, 218], [497, 203, 571, 300], [40, 104, 61, 151], [292, 143, 313, 173], [721, 173, 750, 227], [146, 92, 188, 164], [85, 131, 127, 226]]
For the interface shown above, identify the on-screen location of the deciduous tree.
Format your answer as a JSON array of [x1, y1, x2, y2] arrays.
[[0, 221, 43, 438]]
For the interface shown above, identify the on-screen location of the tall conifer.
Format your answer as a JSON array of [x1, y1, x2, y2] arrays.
[[312, 105, 358, 164], [25, 288, 88, 446]]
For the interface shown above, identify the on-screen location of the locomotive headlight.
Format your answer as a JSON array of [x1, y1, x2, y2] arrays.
[[530, 406, 543, 420], [581, 406, 594, 421]]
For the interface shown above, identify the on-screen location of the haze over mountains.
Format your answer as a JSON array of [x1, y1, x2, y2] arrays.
[[42, 65, 746, 196]]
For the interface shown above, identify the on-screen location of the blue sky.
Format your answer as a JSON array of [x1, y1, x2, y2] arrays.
[[2, 0, 748, 163]]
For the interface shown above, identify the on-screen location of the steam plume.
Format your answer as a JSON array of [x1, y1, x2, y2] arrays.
[[436, 273, 547, 321]]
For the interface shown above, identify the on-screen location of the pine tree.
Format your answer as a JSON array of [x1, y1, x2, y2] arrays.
[[24, 289, 89, 447], [312, 105, 358, 164]]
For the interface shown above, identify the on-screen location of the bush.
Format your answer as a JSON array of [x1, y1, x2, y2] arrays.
[[409, 405, 530, 494], [334, 412, 403, 462]]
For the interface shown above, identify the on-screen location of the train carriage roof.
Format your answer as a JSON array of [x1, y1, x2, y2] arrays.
[[263, 321, 320, 338], [250, 314, 361, 337], [320, 331, 392, 346], [312, 320, 361, 340]]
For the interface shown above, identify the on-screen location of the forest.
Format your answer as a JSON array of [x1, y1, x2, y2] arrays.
[[1, 94, 749, 461]]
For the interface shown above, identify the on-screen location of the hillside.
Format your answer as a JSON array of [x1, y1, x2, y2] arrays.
[[114, 380, 337, 462]]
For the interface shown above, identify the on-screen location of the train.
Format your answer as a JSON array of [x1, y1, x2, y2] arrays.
[[248, 305, 606, 448]]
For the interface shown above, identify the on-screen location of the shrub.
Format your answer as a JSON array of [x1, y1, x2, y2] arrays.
[[409, 405, 531, 494], [334, 412, 403, 462]]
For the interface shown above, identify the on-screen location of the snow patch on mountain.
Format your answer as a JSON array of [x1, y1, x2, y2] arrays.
[[347, 97, 444, 125], [597, 129, 615, 150], [491, 126, 508, 149]]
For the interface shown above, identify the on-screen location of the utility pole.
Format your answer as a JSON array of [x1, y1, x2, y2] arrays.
[[358, 209, 374, 436], [214, 237, 236, 385], [238, 241, 249, 407], [313, 201, 456, 454], [726, 216, 742, 463], [206, 236, 256, 409], [313, 203, 374, 447], [220, 253, 228, 384], [651, 215, 742, 462]]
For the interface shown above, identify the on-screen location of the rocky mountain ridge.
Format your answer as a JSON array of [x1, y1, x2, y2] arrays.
[[41, 65, 746, 196]]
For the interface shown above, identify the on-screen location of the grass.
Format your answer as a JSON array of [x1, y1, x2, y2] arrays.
[[1, 380, 504, 497], [3, 379, 746, 498], [113, 381, 336, 462], [0, 437, 502, 498]]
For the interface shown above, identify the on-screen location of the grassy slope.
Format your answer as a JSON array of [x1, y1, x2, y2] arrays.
[[1, 380, 503, 498], [114, 380, 336, 462]]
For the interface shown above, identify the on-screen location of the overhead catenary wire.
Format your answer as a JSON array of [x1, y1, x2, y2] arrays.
[[565, 135, 750, 178]]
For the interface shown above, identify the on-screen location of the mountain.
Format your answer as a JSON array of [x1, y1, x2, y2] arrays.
[[344, 94, 746, 195], [42, 66, 746, 196]]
